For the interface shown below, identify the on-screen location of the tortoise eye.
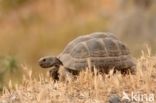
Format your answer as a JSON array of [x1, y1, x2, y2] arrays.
[[42, 59, 46, 62]]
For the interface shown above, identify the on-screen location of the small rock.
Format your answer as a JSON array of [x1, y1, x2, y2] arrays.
[[109, 94, 120, 103]]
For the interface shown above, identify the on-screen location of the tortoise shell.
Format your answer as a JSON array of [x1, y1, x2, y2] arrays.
[[58, 32, 136, 72]]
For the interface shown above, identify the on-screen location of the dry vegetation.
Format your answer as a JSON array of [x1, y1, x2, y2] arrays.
[[0, 51, 156, 103], [0, 0, 156, 102], [0, 0, 116, 84]]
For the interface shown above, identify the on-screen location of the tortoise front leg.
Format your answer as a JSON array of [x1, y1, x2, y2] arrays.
[[49, 67, 59, 81], [49, 67, 79, 81], [59, 67, 78, 81], [65, 68, 79, 75]]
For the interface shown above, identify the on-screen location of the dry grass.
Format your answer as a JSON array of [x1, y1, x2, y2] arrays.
[[0, 1, 155, 102], [0, 0, 156, 88], [0, 52, 156, 103]]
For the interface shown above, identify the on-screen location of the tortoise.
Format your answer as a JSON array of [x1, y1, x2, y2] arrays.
[[38, 32, 136, 80]]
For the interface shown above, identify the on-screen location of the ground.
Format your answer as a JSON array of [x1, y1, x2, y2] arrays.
[[0, 53, 156, 103]]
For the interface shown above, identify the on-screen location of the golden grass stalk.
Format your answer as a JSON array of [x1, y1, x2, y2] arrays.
[[0, 54, 156, 103]]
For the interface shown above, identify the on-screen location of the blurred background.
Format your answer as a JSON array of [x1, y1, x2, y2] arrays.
[[0, 0, 156, 89]]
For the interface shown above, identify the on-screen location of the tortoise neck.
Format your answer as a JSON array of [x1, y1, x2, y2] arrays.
[[54, 57, 63, 67]]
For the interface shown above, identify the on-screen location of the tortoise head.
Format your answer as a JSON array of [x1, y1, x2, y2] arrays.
[[38, 56, 63, 68]]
